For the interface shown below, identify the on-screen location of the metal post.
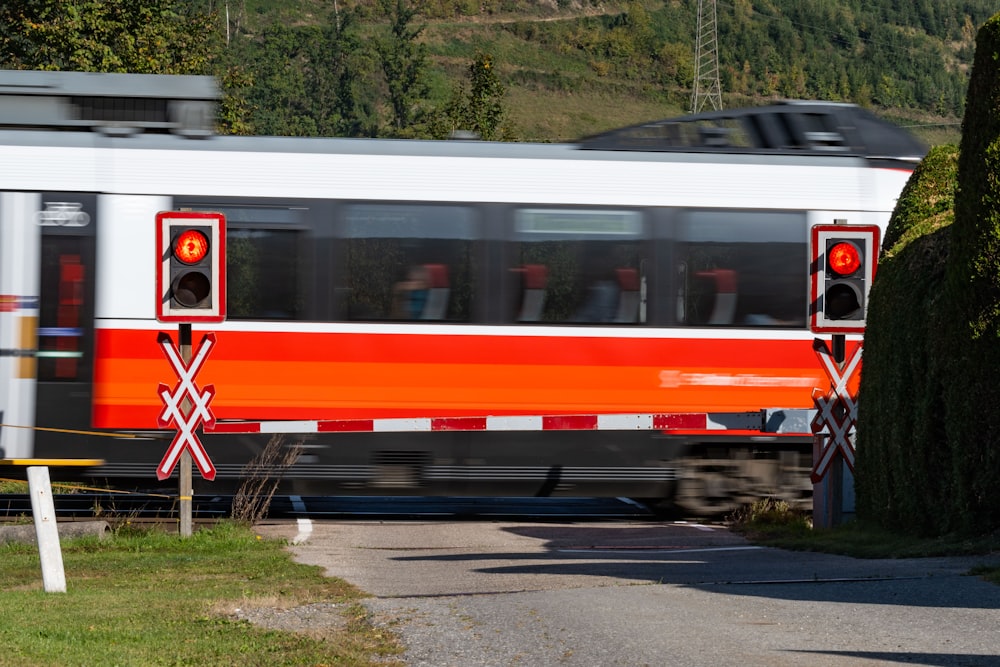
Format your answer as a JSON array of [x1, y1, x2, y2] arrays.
[[814, 333, 847, 528], [28, 466, 66, 592], [830, 333, 846, 525], [179, 323, 193, 538], [831, 334, 845, 365]]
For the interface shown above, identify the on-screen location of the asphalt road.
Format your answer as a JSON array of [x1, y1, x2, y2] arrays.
[[256, 519, 1000, 667]]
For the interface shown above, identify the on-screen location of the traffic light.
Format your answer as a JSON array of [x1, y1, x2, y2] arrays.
[[156, 211, 226, 323], [809, 223, 880, 334]]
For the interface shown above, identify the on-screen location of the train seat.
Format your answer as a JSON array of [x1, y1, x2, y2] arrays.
[[614, 267, 640, 323], [516, 264, 547, 322], [696, 269, 738, 325], [420, 263, 450, 320]]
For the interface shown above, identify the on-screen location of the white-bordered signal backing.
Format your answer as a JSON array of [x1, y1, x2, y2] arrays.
[[156, 210, 226, 323]]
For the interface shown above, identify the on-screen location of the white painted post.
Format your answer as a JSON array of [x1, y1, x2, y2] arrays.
[[27, 466, 66, 593]]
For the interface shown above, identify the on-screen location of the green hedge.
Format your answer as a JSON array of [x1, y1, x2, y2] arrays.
[[856, 145, 957, 535], [858, 12, 1000, 535], [941, 12, 1000, 533]]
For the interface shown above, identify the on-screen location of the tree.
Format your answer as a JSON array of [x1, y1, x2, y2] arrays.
[[221, 24, 318, 136], [216, 66, 254, 136], [437, 52, 509, 141], [424, 52, 506, 140], [0, 0, 260, 134], [375, 0, 430, 135], [465, 53, 507, 140], [229, 13, 375, 137], [0, 0, 218, 74]]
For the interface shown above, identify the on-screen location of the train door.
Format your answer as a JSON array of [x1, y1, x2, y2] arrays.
[[0, 193, 42, 458], [33, 195, 97, 458]]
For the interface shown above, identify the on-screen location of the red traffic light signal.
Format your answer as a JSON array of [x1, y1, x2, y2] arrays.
[[827, 241, 862, 277], [174, 229, 210, 265], [809, 223, 880, 334], [156, 211, 226, 323]]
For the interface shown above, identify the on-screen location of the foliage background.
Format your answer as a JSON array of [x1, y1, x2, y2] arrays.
[[3, 0, 994, 143], [213, 0, 993, 142]]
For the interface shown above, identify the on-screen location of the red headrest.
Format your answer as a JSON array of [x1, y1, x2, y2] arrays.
[[695, 269, 737, 293], [521, 264, 547, 290], [424, 263, 449, 288], [616, 268, 639, 291]]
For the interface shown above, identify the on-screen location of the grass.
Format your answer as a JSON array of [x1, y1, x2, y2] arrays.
[[729, 497, 1000, 585], [0, 480, 28, 494], [0, 479, 93, 494], [0, 522, 402, 667]]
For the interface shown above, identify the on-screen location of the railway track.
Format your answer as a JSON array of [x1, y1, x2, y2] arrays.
[[0, 492, 231, 522], [0, 494, 664, 523]]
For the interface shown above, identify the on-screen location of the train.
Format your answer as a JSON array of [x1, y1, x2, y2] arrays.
[[0, 70, 927, 514]]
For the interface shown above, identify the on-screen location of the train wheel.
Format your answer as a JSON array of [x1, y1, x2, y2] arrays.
[[674, 469, 743, 517]]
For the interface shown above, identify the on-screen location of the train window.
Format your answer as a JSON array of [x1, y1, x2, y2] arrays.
[[509, 209, 646, 324], [184, 205, 308, 320], [38, 238, 90, 381], [675, 211, 807, 327], [340, 204, 476, 321], [227, 228, 303, 319], [36, 194, 96, 385]]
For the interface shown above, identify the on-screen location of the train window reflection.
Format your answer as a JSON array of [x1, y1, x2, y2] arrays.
[[182, 205, 307, 321], [511, 209, 646, 324], [675, 211, 807, 327], [228, 228, 303, 319], [342, 204, 476, 321]]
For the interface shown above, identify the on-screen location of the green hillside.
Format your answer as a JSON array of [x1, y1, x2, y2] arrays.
[[213, 0, 993, 143]]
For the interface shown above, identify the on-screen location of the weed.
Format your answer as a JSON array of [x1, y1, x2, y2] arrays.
[[231, 435, 302, 524], [730, 497, 811, 529]]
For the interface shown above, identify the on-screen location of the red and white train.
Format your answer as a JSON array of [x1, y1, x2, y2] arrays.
[[0, 71, 925, 513]]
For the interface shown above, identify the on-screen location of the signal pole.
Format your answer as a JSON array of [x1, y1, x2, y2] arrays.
[[808, 222, 880, 528], [691, 0, 723, 114], [179, 323, 193, 538], [156, 211, 226, 537]]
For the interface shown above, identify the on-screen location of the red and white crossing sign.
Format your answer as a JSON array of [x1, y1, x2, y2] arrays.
[[156, 331, 217, 481], [810, 339, 862, 483]]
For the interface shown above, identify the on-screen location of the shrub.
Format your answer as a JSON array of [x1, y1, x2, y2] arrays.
[[942, 12, 1000, 533], [858, 11, 1000, 536], [856, 145, 956, 535]]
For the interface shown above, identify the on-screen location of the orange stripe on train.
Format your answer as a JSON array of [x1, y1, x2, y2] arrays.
[[92, 327, 843, 429]]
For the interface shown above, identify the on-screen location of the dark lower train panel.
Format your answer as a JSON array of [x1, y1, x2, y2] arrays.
[[33, 427, 813, 515], [36, 429, 683, 498]]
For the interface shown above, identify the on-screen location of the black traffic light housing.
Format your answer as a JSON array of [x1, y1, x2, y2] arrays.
[[809, 223, 879, 334], [156, 211, 226, 323]]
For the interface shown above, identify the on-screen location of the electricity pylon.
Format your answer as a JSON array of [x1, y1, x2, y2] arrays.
[[691, 0, 723, 114]]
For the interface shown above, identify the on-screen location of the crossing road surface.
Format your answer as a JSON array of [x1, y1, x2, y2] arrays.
[[256, 520, 1000, 666]]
